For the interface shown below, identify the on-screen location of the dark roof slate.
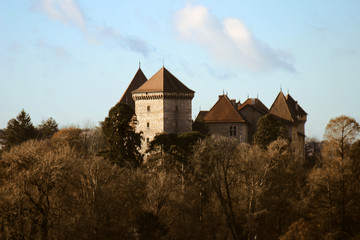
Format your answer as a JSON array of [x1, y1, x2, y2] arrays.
[[195, 111, 209, 121], [132, 67, 194, 94], [119, 68, 148, 108], [238, 98, 269, 114]]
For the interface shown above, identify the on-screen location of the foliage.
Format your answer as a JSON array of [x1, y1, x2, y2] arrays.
[[147, 131, 204, 167], [304, 116, 360, 238], [193, 135, 243, 240], [51, 127, 83, 151], [192, 118, 209, 135], [253, 114, 288, 149], [1, 109, 37, 150], [0, 114, 359, 240], [101, 102, 143, 168], [323, 115, 359, 160], [305, 137, 322, 169], [37, 117, 59, 139]]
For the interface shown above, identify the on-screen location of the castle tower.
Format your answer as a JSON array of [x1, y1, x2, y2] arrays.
[[269, 91, 307, 158], [132, 67, 194, 147]]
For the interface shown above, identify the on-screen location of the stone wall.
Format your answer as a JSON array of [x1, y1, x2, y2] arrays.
[[207, 122, 248, 143], [164, 98, 192, 133], [239, 106, 266, 142], [134, 93, 164, 146], [133, 92, 193, 151]]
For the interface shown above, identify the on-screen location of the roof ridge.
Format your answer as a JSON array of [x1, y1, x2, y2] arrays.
[[132, 67, 194, 94], [204, 95, 246, 123]]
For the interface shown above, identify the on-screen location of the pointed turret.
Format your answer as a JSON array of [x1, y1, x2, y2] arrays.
[[132, 67, 194, 94], [269, 91, 307, 123], [119, 68, 147, 109]]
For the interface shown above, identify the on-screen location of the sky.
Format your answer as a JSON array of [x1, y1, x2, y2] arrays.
[[1, 0, 360, 140]]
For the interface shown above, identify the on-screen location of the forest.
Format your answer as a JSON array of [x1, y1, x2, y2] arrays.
[[0, 103, 359, 240]]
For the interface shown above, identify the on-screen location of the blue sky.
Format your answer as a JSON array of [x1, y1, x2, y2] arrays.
[[1, 0, 359, 140]]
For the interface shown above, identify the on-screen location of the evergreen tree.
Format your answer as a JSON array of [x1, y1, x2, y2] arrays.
[[253, 114, 288, 149], [2, 109, 37, 150], [101, 102, 143, 168], [37, 117, 59, 139]]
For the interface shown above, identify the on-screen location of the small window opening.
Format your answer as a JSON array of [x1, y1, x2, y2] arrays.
[[147, 106, 150, 112], [147, 122, 150, 128]]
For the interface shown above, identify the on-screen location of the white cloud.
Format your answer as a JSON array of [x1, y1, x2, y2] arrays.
[[32, 0, 85, 29], [174, 4, 295, 72], [32, 0, 151, 56]]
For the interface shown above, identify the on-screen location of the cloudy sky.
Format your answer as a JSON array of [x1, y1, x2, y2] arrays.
[[1, 0, 359, 139]]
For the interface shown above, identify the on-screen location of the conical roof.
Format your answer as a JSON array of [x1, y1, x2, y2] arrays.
[[204, 95, 247, 123], [119, 68, 148, 108], [269, 92, 307, 123], [132, 67, 194, 94]]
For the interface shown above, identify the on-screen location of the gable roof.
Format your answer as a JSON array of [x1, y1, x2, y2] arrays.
[[269, 92, 307, 123], [195, 111, 209, 122], [204, 95, 247, 123], [119, 68, 148, 108], [238, 98, 269, 114], [132, 67, 194, 94]]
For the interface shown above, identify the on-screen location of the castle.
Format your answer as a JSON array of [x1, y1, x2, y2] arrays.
[[119, 66, 307, 157]]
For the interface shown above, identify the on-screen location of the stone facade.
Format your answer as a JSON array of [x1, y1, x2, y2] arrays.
[[207, 122, 248, 143], [132, 92, 193, 146], [238, 105, 266, 143], [163, 97, 192, 133]]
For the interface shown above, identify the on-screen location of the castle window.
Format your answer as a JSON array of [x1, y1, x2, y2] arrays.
[[229, 126, 237, 136], [146, 138, 149, 143], [147, 122, 150, 128], [147, 106, 150, 112]]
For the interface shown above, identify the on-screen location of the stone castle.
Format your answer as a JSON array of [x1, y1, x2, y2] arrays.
[[119, 66, 307, 157]]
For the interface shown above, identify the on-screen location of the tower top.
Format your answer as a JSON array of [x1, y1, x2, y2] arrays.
[[132, 67, 194, 94], [119, 68, 147, 108]]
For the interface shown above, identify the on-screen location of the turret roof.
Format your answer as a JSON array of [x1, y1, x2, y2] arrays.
[[132, 67, 194, 94], [119, 68, 147, 108], [269, 91, 307, 123]]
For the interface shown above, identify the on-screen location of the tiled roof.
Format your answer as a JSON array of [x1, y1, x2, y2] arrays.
[[204, 95, 247, 123], [119, 68, 147, 108], [132, 67, 194, 94], [195, 111, 209, 121], [269, 92, 307, 123], [285, 94, 307, 116], [238, 98, 269, 114]]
